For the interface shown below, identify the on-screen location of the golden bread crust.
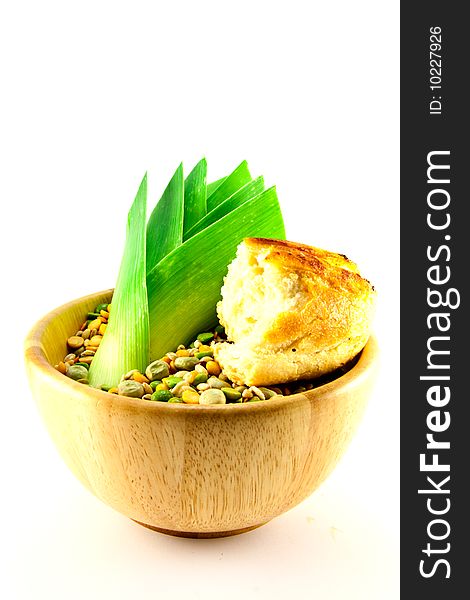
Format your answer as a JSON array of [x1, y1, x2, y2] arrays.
[[214, 238, 376, 386]]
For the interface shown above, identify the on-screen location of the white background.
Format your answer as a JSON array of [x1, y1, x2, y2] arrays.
[[0, 1, 399, 599]]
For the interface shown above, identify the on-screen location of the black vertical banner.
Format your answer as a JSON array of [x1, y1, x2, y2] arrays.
[[401, 2, 468, 597]]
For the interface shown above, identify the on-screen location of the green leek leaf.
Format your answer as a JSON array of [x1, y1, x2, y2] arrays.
[[206, 161, 251, 212], [89, 174, 149, 388], [146, 163, 184, 273], [184, 176, 265, 240], [147, 186, 285, 359], [206, 176, 226, 197], [183, 158, 207, 237]]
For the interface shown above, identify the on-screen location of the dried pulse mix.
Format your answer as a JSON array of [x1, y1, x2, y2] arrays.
[[55, 303, 319, 404]]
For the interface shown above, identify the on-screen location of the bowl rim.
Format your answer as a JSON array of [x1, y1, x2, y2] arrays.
[[25, 288, 379, 414]]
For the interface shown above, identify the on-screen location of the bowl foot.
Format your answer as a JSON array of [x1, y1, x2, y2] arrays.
[[133, 520, 270, 538]]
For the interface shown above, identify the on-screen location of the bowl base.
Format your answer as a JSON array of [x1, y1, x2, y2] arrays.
[[133, 519, 270, 538]]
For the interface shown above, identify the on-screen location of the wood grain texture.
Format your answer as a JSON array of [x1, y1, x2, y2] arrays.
[[24, 290, 379, 537]]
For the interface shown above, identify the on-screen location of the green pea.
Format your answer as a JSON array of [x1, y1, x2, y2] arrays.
[[197, 332, 214, 344], [258, 387, 277, 399], [168, 397, 184, 403], [192, 372, 208, 386], [234, 386, 247, 394], [117, 380, 144, 398], [100, 385, 112, 392], [75, 362, 90, 370], [87, 312, 101, 320], [195, 351, 213, 359], [149, 380, 161, 390], [95, 303, 109, 313], [215, 325, 225, 337], [162, 376, 184, 389], [199, 388, 226, 405], [145, 360, 170, 381], [151, 390, 173, 402], [207, 376, 226, 389], [174, 356, 199, 371], [221, 387, 242, 402], [67, 365, 89, 381]]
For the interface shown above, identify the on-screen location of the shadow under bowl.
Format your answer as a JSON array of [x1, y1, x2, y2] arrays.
[[25, 289, 379, 538]]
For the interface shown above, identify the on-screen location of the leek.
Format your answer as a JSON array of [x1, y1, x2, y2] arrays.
[[89, 174, 149, 388], [206, 176, 227, 197], [183, 158, 207, 237], [184, 176, 265, 240], [147, 186, 285, 359], [146, 163, 184, 273], [206, 161, 251, 211]]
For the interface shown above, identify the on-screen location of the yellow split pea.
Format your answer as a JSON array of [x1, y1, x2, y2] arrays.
[[206, 361, 221, 376], [132, 372, 150, 384], [88, 318, 102, 331], [182, 389, 200, 404]]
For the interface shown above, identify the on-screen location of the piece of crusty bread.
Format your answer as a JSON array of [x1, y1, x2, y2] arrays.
[[213, 237, 376, 386]]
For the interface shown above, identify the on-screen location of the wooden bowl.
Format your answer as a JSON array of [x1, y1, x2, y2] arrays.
[[25, 290, 379, 538]]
